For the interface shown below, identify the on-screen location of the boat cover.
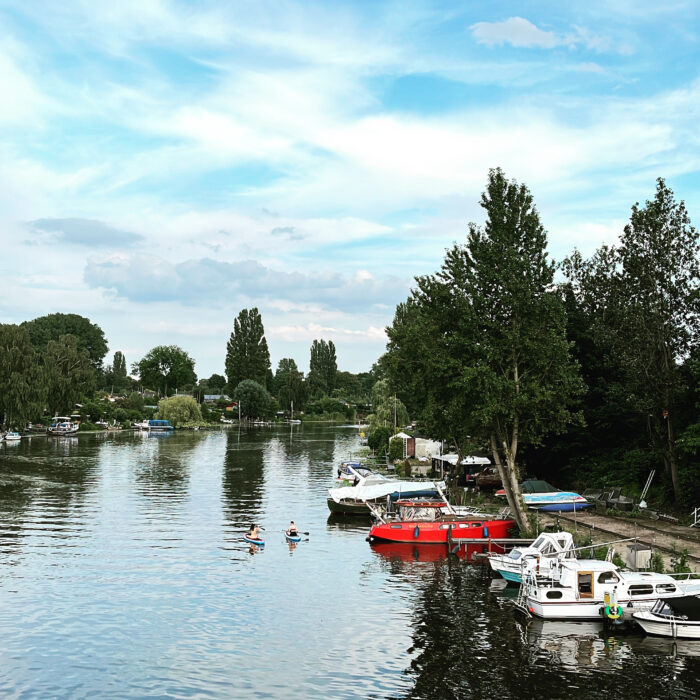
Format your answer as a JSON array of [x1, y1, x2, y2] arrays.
[[328, 477, 446, 504]]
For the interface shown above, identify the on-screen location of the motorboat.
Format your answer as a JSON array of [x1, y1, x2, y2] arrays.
[[327, 465, 446, 515], [367, 498, 515, 545], [334, 461, 373, 484], [488, 531, 576, 583], [47, 417, 80, 436], [496, 479, 591, 512], [633, 595, 700, 639], [516, 558, 700, 621], [4, 432, 22, 441], [135, 419, 174, 432]]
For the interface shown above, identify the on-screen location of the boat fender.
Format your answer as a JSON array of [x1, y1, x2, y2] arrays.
[[604, 605, 623, 620], [413, 526, 420, 539], [483, 526, 489, 538]]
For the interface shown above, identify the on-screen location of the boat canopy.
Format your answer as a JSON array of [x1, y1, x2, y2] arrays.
[[652, 595, 700, 619], [521, 480, 561, 494]]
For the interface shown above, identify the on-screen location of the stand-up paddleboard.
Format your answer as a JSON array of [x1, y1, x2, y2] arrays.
[[285, 532, 302, 543], [244, 535, 265, 546]]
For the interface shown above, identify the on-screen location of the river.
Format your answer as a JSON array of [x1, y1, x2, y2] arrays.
[[0, 425, 697, 699]]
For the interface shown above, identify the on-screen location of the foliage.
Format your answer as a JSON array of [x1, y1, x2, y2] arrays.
[[22, 313, 108, 370], [274, 358, 305, 411], [307, 339, 337, 397], [44, 334, 96, 415], [156, 395, 203, 427], [650, 551, 666, 573], [233, 379, 275, 420], [0, 324, 45, 428], [225, 308, 271, 392], [103, 350, 130, 393], [669, 544, 692, 574], [133, 345, 196, 397], [368, 426, 392, 454], [389, 437, 405, 462]]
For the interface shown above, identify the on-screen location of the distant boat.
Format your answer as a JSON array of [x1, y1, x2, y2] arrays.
[[135, 419, 174, 432], [4, 432, 21, 442], [495, 479, 591, 512], [47, 417, 80, 436]]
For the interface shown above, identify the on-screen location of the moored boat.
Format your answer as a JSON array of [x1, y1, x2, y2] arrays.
[[488, 531, 576, 583], [4, 431, 22, 442], [368, 499, 515, 544], [47, 417, 80, 436], [135, 419, 174, 432], [633, 596, 700, 639], [496, 479, 591, 512]]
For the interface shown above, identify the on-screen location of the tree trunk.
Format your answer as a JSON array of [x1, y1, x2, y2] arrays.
[[666, 411, 682, 502], [490, 433, 531, 534]]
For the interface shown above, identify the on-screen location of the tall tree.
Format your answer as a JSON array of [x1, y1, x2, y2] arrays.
[[274, 358, 305, 411], [225, 308, 271, 392], [588, 180, 699, 502], [0, 324, 45, 428], [134, 345, 196, 396], [44, 334, 96, 415], [22, 313, 108, 370], [307, 339, 337, 396], [387, 169, 583, 533], [233, 379, 275, 420], [104, 350, 129, 393]]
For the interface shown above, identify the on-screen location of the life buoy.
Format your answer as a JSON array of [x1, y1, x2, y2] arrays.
[[604, 605, 623, 620]]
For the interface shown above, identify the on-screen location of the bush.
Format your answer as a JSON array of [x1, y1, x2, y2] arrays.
[[388, 437, 404, 462], [156, 395, 203, 427], [368, 426, 392, 454]]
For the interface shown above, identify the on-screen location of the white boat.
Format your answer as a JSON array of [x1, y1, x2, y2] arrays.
[[496, 479, 591, 512], [517, 558, 700, 621], [328, 464, 447, 506], [47, 417, 80, 435], [633, 596, 700, 639], [4, 432, 22, 441], [488, 531, 576, 583]]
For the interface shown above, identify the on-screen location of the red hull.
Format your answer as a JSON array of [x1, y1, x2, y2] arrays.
[[368, 518, 515, 544]]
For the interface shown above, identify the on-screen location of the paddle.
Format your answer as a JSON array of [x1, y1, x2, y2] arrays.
[[281, 530, 310, 536]]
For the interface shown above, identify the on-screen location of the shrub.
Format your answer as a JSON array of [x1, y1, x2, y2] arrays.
[[388, 437, 404, 462]]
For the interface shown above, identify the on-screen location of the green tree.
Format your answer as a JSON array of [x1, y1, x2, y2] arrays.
[[233, 379, 275, 420], [22, 313, 108, 370], [207, 373, 227, 393], [274, 358, 305, 411], [368, 426, 392, 454], [0, 324, 45, 429], [387, 169, 583, 533], [307, 339, 337, 396], [156, 395, 203, 427], [225, 308, 271, 392], [44, 334, 96, 415], [134, 345, 196, 396], [104, 350, 129, 393]]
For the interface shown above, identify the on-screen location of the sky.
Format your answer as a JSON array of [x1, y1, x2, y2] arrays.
[[2, 1, 700, 378]]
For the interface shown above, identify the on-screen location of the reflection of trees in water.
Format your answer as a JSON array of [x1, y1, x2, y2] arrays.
[[221, 430, 265, 530], [400, 563, 697, 699], [132, 433, 198, 501], [0, 436, 102, 555]]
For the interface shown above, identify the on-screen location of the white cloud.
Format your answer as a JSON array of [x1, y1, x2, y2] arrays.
[[470, 17, 561, 49], [268, 323, 387, 344]]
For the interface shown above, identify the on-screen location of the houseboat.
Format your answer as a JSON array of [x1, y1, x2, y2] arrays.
[[47, 417, 80, 435]]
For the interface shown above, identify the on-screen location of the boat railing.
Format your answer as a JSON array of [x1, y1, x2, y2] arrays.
[[692, 507, 699, 528]]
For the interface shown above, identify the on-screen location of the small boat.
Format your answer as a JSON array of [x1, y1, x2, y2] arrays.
[[243, 535, 265, 546], [135, 419, 174, 432], [488, 531, 576, 583], [633, 595, 700, 639], [334, 461, 372, 484], [516, 558, 700, 621], [496, 479, 591, 512], [368, 499, 515, 544], [47, 417, 80, 436], [4, 432, 22, 442], [285, 532, 302, 543]]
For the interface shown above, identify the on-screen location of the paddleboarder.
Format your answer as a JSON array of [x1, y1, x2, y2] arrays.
[[286, 521, 298, 537]]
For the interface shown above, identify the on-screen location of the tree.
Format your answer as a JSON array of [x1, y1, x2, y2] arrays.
[[367, 379, 409, 432], [156, 395, 203, 427], [0, 324, 45, 429], [207, 373, 227, 393], [44, 334, 96, 415], [307, 339, 337, 397], [134, 345, 196, 396], [386, 169, 583, 533], [22, 313, 108, 370], [104, 350, 129, 393], [574, 180, 699, 502], [225, 308, 271, 392], [233, 380, 275, 420], [274, 358, 305, 411]]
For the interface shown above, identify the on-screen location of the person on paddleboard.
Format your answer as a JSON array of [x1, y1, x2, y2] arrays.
[[286, 521, 298, 537], [248, 523, 261, 540]]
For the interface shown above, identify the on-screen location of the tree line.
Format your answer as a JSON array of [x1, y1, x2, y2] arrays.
[[379, 169, 699, 531]]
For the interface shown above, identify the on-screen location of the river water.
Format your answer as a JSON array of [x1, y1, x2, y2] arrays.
[[0, 425, 698, 699]]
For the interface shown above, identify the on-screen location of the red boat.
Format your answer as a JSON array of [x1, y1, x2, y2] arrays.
[[367, 499, 516, 544]]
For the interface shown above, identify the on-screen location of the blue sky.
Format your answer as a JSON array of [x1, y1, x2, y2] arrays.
[[2, 1, 700, 377]]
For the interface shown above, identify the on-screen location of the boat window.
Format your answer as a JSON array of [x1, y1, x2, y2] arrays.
[[578, 572, 593, 598], [556, 538, 568, 549], [470, 522, 482, 528], [541, 544, 556, 556], [532, 537, 545, 549], [390, 524, 402, 529], [629, 585, 654, 596], [458, 523, 468, 528], [509, 551, 522, 561], [546, 591, 563, 599], [597, 571, 619, 584], [656, 583, 676, 593], [439, 525, 449, 530]]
